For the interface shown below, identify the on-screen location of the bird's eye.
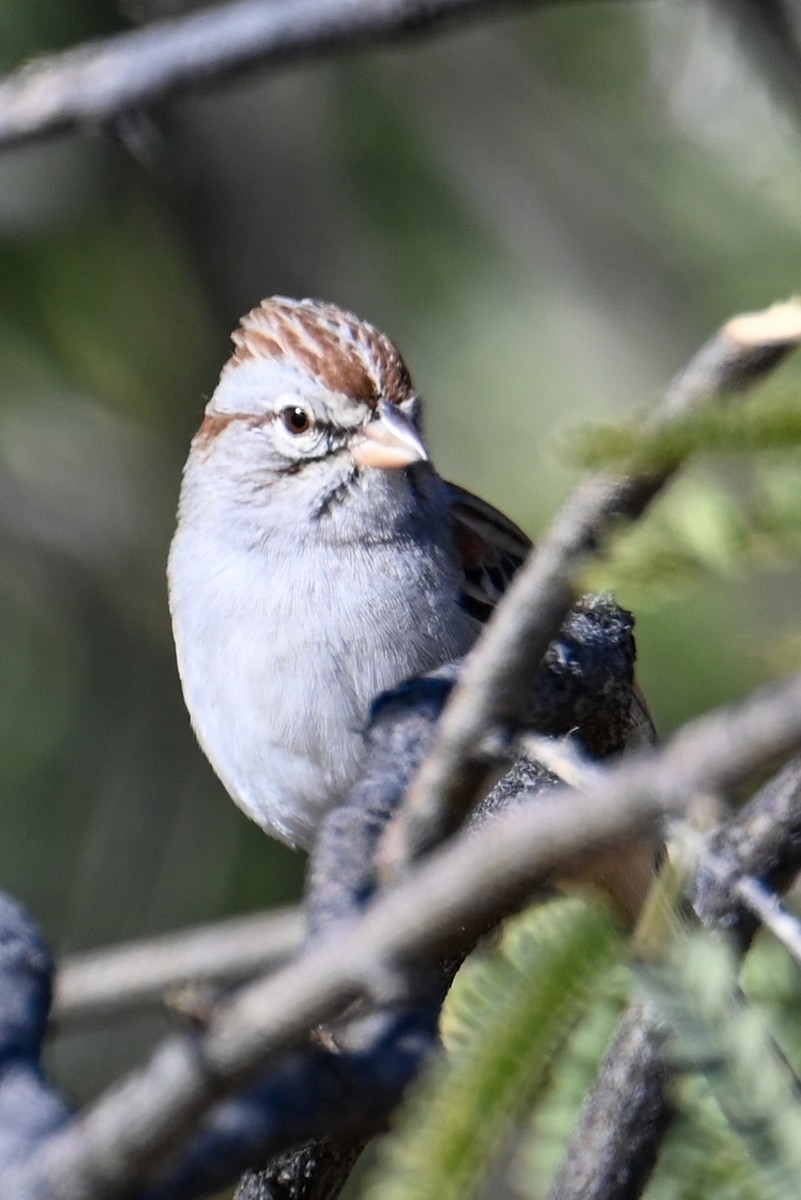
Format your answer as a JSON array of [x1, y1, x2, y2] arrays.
[[281, 406, 313, 435]]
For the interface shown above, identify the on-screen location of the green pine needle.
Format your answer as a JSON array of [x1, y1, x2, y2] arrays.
[[563, 386, 801, 473]]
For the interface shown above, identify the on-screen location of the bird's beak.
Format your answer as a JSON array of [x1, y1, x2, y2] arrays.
[[350, 400, 429, 470]]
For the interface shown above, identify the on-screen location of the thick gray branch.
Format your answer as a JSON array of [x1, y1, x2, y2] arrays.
[[18, 667, 801, 1199], [0, 0, 593, 149]]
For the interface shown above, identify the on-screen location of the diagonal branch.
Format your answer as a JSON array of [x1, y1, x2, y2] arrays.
[[18, 667, 801, 1199], [732, 875, 801, 965], [379, 301, 801, 877], [0, 0, 612, 150]]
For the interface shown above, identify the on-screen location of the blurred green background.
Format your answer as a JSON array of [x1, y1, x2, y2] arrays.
[[2, 0, 801, 1124]]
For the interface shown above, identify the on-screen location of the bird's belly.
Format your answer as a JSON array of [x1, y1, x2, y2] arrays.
[[170, 539, 475, 849]]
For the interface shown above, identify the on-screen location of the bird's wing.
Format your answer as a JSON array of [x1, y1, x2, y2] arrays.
[[447, 482, 656, 743], [446, 482, 531, 626]]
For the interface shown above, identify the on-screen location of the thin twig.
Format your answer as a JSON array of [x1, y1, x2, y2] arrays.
[[53, 907, 303, 1028], [18, 668, 801, 1199], [733, 876, 801, 966], [380, 301, 801, 878], [518, 734, 604, 789], [694, 753, 801, 941], [0, 0, 569, 150]]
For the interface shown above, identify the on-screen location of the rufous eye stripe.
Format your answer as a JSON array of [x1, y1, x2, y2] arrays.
[[191, 411, 265, 452], [191, 407, 337, 454]]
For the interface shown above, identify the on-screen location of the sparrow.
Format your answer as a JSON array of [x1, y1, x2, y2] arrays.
[[168, 296, 651, 859]]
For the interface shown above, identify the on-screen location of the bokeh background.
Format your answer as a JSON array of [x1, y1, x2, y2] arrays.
[[2, 0, 801, 1133]]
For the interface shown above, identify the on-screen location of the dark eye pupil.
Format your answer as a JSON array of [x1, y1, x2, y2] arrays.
[[283, 406, 311, 434]]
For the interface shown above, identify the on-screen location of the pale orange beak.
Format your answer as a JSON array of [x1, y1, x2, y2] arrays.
[[350, 400, 429, 470]]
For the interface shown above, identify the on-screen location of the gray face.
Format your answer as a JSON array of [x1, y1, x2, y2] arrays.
[[187, 307, 428, 544]]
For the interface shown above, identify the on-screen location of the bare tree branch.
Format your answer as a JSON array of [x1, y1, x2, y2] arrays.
[[0, 0, 610, 150], [53, 908, 303, 1028], [380, 301, 801, 877], [0, 0, 797, 162], [17, 667, 801, 1199]]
